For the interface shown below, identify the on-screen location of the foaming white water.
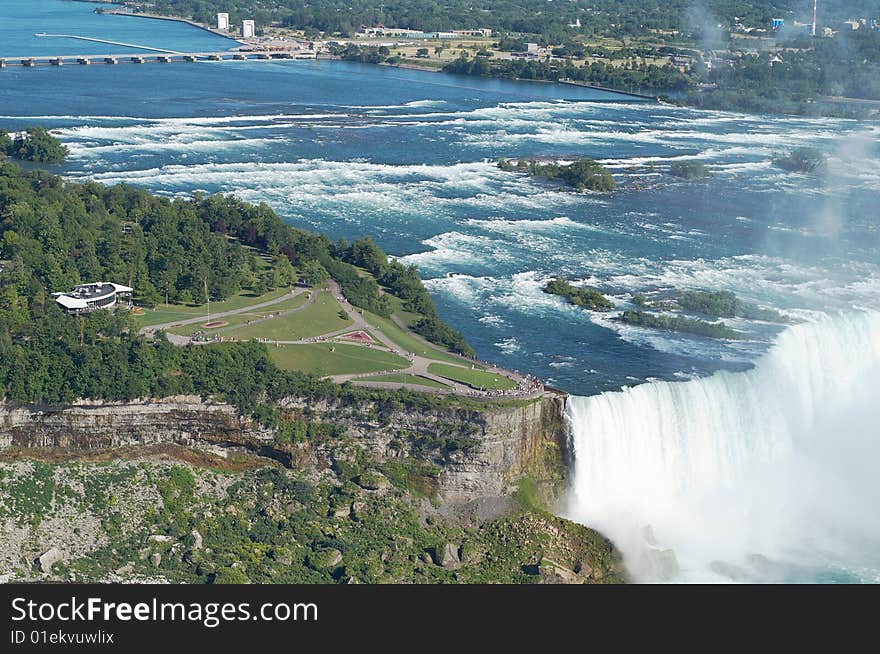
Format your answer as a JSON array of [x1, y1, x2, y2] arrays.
[[565, 310, 880, 582]]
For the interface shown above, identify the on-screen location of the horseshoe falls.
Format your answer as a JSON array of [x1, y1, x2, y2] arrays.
[[566, 310, 880, 582]]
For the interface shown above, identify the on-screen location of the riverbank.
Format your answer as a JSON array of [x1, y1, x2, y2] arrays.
[[100, 7, 245, 44]]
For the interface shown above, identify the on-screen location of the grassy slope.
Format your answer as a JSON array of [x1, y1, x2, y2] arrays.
[[167, 293, 310, 336], [270, 342, 410, 375], [132, 288, 291, 328], [427, 363, 517, 391], [362, 310, 483, 368], [227, 291, 351, 341]]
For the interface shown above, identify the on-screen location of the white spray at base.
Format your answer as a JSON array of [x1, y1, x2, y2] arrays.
[[565, 310, 880, 582]]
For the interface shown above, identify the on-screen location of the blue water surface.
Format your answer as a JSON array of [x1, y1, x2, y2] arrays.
[[0, 0, 236, 56], [1, 1, 878, 398]]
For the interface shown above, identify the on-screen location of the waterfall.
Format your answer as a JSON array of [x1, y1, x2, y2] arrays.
[[565, 310, 880, 582]]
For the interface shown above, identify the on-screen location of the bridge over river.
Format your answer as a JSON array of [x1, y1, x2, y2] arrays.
[[0, 50, 317, 67], [1, 32, 316, 68]]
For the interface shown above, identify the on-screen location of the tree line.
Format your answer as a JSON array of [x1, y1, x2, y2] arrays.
[[149, 0, 876, 40], [0, 163, 473, 406]]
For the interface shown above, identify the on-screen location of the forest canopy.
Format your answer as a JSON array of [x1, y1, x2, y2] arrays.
[[0, 162, 473, 404]]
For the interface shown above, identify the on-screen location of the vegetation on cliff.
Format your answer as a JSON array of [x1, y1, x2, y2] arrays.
[[543, 277, 614, 311], [499, 158, 615, 192]]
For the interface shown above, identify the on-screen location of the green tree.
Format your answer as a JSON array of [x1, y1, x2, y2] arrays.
[[300, 260, 329, 287]]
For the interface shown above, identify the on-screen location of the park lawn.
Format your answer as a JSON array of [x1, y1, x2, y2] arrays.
[[224, 291, 351, 341], [269, 343, 410, 376], [167, 292, 311, 336], [362, 310, 482, 368], [427, 363, 517, 391], [132, 288, 291, 327], [355, 374, 450, 389]]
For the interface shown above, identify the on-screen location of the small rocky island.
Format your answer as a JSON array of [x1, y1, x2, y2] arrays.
[[544, 277, 614, 311], [617, 309, 741, 339], [499, 158, 616, 192], [772, 146, 826, 173], [669, 160, 709, 179], [621, 289, 786, 339]]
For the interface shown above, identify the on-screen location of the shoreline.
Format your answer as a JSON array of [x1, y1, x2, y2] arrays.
[[90, 4, 246, 46], [90, 5, 660, 102]]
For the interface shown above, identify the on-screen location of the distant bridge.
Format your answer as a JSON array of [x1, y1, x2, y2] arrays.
[[0, 51, 318, 68], [34, 33, 185, 55]]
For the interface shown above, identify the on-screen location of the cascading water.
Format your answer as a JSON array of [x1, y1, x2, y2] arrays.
[[565, 310, 880, 582]]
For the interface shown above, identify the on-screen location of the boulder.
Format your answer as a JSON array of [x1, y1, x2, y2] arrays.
[[538, 559, 583, 584], [355, 471, 391, 492], [150, 552, 162, 567], [574, 560, 593, 579], [332, 504, 351, 518], [350, 501, 367, 520], [459, 542, 485, 566], [191, 529, 203, 550], [391, 535, 413, 553], [308, 548, 343, 570], [431, 543, 460, 569], [38, 548, 65, 574], [114, 562, 134, 576]]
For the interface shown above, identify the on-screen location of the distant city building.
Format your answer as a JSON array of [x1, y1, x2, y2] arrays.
[[452, 29, 493, 37], [771, 18, 785, 31], [357, 25, 490, 39], [841, 20, 860, 30], [242, 20, 256, 38], [217, 13, 229, 31], [526, 43, 539, 53], [53, 283, 133, 314]]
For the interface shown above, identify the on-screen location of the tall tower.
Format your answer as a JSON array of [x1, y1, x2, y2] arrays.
[[217, 13, 229, 31], [242, 20, 256, 39], [812, 0, 817, 36]]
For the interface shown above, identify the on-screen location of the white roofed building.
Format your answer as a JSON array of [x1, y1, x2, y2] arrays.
[[52, 282, 133, 314]]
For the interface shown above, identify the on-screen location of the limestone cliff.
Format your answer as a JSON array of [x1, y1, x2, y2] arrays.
[[0, 391, 570, 504]]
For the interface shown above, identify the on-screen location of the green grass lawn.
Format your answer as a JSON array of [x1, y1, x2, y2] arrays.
[[362, 310, 482, 368], [133, 288, 291, 328], [269, 343, 411, 376], [224, 291, 351, 341], [427, 363, 517, 391], [167, 293, 310, 336], [354, 374, 450, 389]]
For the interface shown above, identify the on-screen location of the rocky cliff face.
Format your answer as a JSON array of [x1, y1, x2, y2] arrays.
[[0, 392, 570, 504]]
